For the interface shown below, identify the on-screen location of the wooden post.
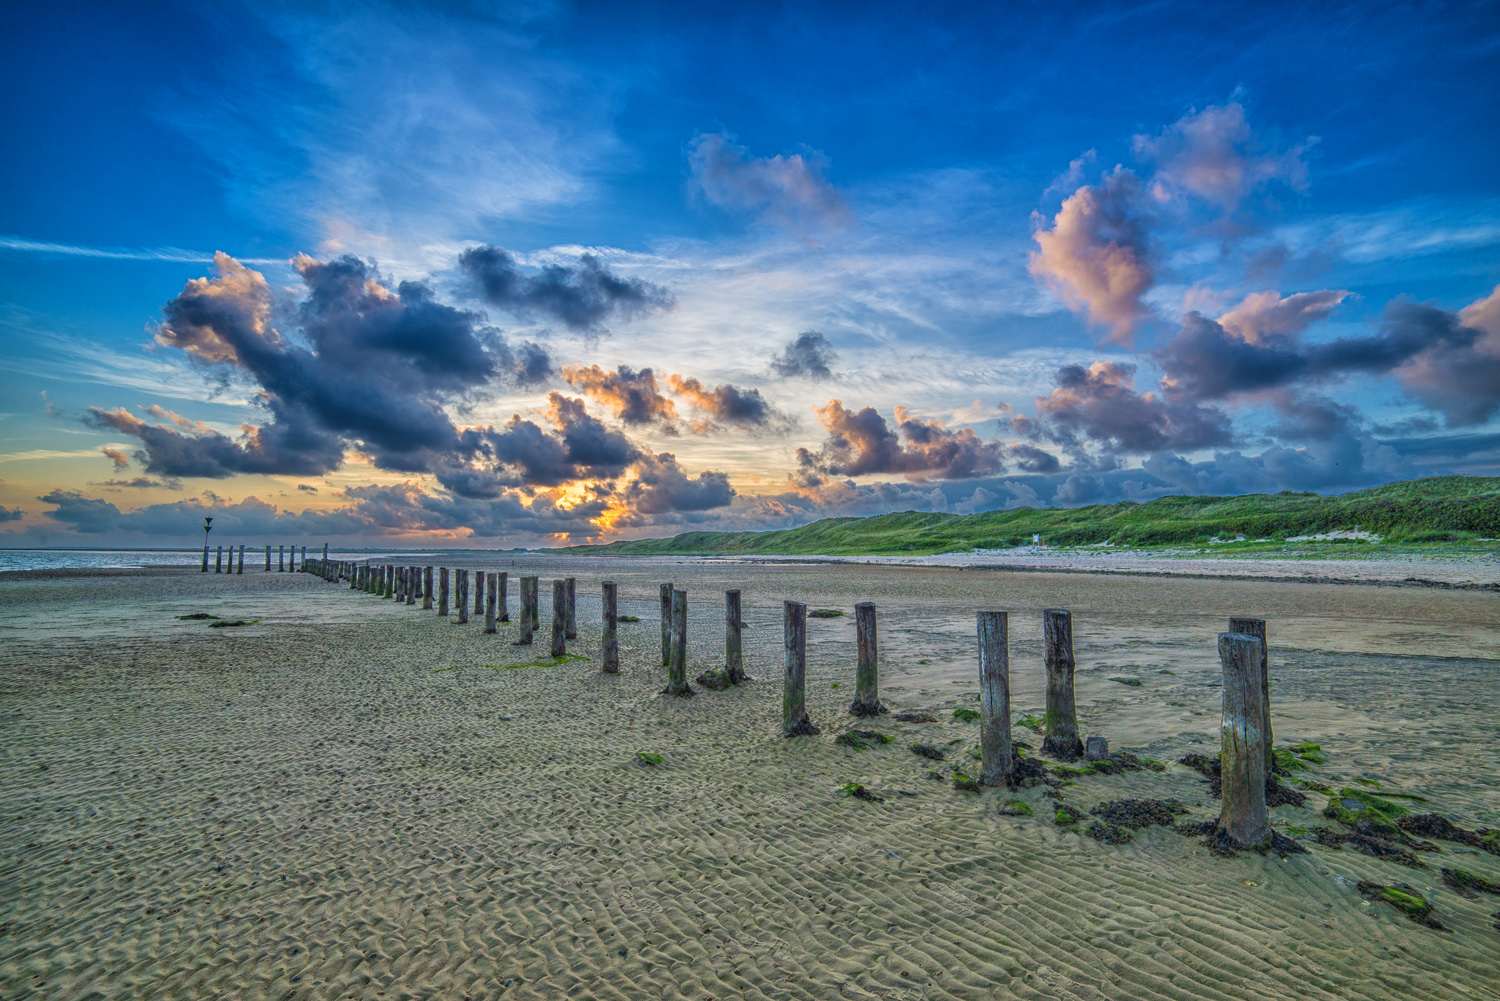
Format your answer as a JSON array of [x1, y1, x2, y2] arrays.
[[215, 545, 223, 573], [300, 546, 306, 570], [782, 601, 817, 735], [565, 577, 577, 639], [407, 566, 418, 606], [977, 611, 1012, 787], [265, 545, 272, 572], [525, 575, 540, 634], [497, 571, 509, 622], [517, 576, 537, 644], [724, 589, 744, 684], [201, 541, 209, 572], [237, 544, 244, 574], [278, 545, 285, 572], [438, 568, 449, 616], [667, 588, 690, 694], [515, 577, 533, 644], [485, 573, 498, 633], [384, 565, 394, 599], [602, 581, 619, 674], [423, 567, 434, 609], [456, 569, 469, 623], [474, 570, 486, 617], [1041, 609, 1084, 760], [551, 579, 567, 657], [1218, 631, 1271, 847], [394, 566, 403, 602], [660, 583, 673, 667], [849, 601, 885, 716], [1229, 617, 1273, 775]]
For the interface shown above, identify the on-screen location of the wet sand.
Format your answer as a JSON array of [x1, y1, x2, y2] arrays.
[[2, 556, 1499, 1000]]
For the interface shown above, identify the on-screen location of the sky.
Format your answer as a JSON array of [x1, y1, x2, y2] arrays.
[[2, 0, 1499, 550]]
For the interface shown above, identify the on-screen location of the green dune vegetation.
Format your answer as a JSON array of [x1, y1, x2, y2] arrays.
[[571, 476, 1500, 557]]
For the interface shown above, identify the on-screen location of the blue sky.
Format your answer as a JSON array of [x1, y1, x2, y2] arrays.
[[1, 0, 1498, 547]]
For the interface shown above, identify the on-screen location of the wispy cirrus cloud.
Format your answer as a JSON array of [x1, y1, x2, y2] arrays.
[[0, 235, 283, 265]]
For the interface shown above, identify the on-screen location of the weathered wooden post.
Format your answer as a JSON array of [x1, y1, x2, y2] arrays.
[[665, 588, 690, 694], [438, 568, 450, 616], [485, 573, 498, 633], [237, 544, 244, 574], [849, 601, 886, 716], [469, 570, 481, 617], [394, 567, 403, 602], [1229, 617, 1273, 774], [1218, 631, 1271, 847], [602, 581, 619, 674], [783, 601, 818, 735], [977, 611, 1012, 787], [551, 580, 567, 657], [384, 565, 394, 599], [265, 545, 272, 571], [407, 566, 418, 605], [322, 543, 328, 564], [1041, 609, 1084, 760], [660, 583, 673, 667], [517, 576, 536, 644], [423, 567, 435, 608], [215, 545, 223, 573], [455, 570, 470, 623], [299, 546, 306, 570], [497, 571, 509, 621], [565, 577, 577, 639], [725, 589, 745, 684]]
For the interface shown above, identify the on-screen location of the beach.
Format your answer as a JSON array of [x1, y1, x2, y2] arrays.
[[3, 556, 1499, 1000]]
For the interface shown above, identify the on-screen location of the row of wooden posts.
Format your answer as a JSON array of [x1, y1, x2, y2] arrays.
[[201, 543, 322, 573], [292, 558, 1279, 849]]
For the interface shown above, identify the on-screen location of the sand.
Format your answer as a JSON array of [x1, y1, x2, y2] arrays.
[[2, 556, 1499, 1000]]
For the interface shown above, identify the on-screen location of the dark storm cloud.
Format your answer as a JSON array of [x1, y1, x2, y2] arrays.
[[560, 365, 678, 428], [1019, 361, 1232, 454], [100, 253, 557, 482], [458, 245, 674, 332], [1156, 290, 1500, 425], [0, 505, 24, 522], [769, 332, 837, 380], [619, 452, 735, 517], [667, 374, 790, 431], [797, 401, 1006, 482]]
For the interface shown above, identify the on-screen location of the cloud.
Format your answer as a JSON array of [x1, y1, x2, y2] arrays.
[[1019, 361, 1232, 454], [458, 245, 674, 331], [769, 331, 838, 380], [689, 132, 852, 234], [797, 401, 1007, 482], [101, 446, 130, 471], [1392, 285, 1500, 425], [0, 505, 22, 523], [1133, 101, 1314, 213], [559, 365, 678, 428], [89, 477, 179, 490], [297, 484, 319, 493], [110, 252, 552, 480], [1029, 168, 1154, 345], [618, 452, 735, 518], [666, 374, 790, 432], [1155, 286, 1500, 424]]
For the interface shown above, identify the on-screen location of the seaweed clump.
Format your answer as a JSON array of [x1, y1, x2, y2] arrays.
[[894, 712, 939, 723], [1174, 820, 1308, 858], [1085, 821, 1134, 845], [910, 743, 946, 761], [838, 782, 884, 803], [835, 729, 894, 751], [695, 669, 731, 691], [1311, 827, 1428, 869], [1178, 752, 1305, 806], [951, 708, 981, 723], [952, 772, 980, 793], [1399, 813, 1500, 855], [1441, 867, 1500, 898], [1053, 805, 1084, 827], [1089, 799, 1187, 830], [998, 798, 1033, 816], [177, 613, 220, 620], [1357, 880, 1448, 931], [808, 608, 844, 618], [636, 751, 664, 766], [1056, 750, 1166, 778]]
